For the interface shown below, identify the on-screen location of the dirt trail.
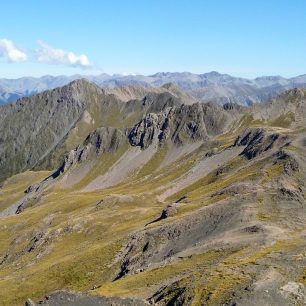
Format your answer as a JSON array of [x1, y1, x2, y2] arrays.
[[158, 146, 244, 201]]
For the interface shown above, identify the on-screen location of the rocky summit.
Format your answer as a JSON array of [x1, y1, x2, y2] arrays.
[[0, 80, 306, 305]]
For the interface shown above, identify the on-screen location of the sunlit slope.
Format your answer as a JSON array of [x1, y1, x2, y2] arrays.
[[0, 86, 305, 305]]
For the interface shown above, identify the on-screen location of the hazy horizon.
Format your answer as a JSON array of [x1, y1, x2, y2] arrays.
[[0, 70, 305, 81]]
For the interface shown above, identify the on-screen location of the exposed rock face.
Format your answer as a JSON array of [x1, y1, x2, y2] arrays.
[[171, 103, 208, 144], [235, 128, 266, 147], [235, 128, 290, 159], [171, 102, 237, 143], [279, 282, 306, 304], [23, 126, 125, 186], [128, 102, 230, 149], [150, 280, 195, 306], [129, 102, 228, 149], [129, 110, 173, 149], [25, 299, 36, 306], [280, 151, 300, 175], [160, 204, 178, 219], [62, 127, 125, 172]]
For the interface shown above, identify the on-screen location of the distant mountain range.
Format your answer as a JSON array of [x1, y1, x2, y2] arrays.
[[1, 71, 306, 105]]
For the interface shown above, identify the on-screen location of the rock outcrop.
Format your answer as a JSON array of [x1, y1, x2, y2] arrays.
[[235, 128, 290, 159], [129, 110, 173, 149], [128, 102, 231, 149], [61, 127, 125, 172]]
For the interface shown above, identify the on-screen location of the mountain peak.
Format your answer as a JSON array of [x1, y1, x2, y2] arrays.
[[64, 78, 105, 95], [161, 82, 180, 90], [68, 78, 97, 87], [203, 71, 222, 76]]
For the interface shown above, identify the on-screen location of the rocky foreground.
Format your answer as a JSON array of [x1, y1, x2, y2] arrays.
[[25, 290, 148, 306]]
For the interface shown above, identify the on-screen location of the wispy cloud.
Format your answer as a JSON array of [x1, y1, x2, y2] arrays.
[[36, 40, 91, 68], [0, 38, 92, 69], [0, 39, 28, 62]]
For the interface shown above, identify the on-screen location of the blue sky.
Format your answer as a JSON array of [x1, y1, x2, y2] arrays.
[[0, 0, 305, 78]]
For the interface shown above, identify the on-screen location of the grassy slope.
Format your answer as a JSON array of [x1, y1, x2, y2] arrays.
[[0, 116, 305, 305], [0, 171, 51, 213]]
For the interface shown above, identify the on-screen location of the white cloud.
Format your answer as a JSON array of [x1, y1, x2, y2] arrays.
[[36, 40, 91, 68], [0, 39, 92, 69], [0, 38, 28, 62]]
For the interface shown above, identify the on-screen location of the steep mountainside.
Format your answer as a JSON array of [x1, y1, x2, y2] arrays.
[[0, 80, 109, 182], [0, 82, 306, 305], [0, 80, 237, 183], [2, 71, 306, 105]]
